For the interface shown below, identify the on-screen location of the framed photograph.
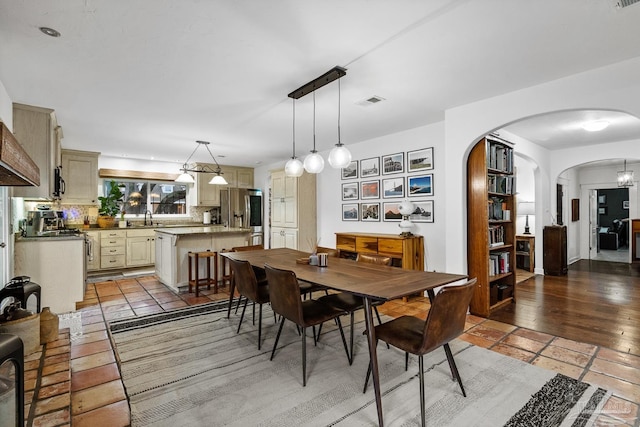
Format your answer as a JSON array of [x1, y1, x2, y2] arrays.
[[342, 182, 359, 200], [341, 160, 358, 180], [361, 203, 380, 221], [623, 200, 630, 209], [410, 200, 434, 223], [407, 147, 434, 172], [382, 177, 404, 198], [342, 203, 359, 221], [360, 157, 380, 178], [598, 195, 606, 205], [383, 202, 402, 221], [598, 207, 607, 215], [382, 152, 404, 175], [571, 198, 580, 222], [361, 180, 380, 199], [407, 174, 433, 196]]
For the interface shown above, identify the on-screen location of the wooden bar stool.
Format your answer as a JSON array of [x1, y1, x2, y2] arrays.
[[188, 250, 218, 297]]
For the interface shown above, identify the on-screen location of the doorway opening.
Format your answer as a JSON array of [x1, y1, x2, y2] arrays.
[[592, 188, 630, 263]]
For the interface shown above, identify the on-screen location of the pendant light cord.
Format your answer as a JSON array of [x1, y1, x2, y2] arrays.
[[292, 98, 296, 158], [337, 79, 342, 145], [312, 91, 317, 152]]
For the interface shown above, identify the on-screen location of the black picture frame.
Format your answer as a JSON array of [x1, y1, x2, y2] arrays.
[[382, 152, 404, 175], [360, 157, 380, 178], [382, 177, 404, 198], [342, 203, 359, 221], [410, 200, 434, 223], [361, 203, 380, 221], [361, 180, 380, 199], [407, 147, 434, 172], [342, 182, 359, 200], [407, 174, 433, 196], [383, 202, 402, 221], [341, 160, 358, 180]]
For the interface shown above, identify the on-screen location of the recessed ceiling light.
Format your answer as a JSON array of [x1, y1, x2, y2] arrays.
[[39, 27, 61, 37], [582, 120, 610, 132]]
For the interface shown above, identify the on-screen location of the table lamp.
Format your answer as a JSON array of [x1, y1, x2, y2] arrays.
[[518, 201, 535, 235]]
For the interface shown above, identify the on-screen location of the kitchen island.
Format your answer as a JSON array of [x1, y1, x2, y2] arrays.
[[155, 226, 251, 292]]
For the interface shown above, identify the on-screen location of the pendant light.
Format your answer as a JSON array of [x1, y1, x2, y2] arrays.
[[304, 91, 325, 174], [175, 140, 228, 185], [284, 98, 304, 177], [617, 159, 634, 187], [328, 79, 352, 168]]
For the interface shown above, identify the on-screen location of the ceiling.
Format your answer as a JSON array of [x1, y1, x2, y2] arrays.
[[1, 0, 640, 169]]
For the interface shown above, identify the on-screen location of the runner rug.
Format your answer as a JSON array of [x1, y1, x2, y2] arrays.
[[109, 302, 609, 426]]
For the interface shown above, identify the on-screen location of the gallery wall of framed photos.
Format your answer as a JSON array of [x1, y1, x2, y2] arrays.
[[341, 147, 435, 223]]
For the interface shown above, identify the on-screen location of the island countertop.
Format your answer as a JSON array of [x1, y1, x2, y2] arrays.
[[155, 226, 250, 236]]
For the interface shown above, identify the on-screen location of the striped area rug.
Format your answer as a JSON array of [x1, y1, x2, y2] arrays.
[[110, 302, 609, 426]]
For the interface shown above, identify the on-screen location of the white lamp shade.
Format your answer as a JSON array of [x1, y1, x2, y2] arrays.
[[285, 157, 304, 177], [209, 174, 228, 185], [328, 145, 352, 168], [303, 152, 325, 174], [175, 172, 195, 184], [518, 201, 535, 216], [398, 200, 415, 216]]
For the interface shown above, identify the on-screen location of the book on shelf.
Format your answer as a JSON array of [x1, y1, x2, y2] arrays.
[[488, 251, 510, 275]]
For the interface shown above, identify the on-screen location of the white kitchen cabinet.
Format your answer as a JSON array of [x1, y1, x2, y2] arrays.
[[61, 149, 99, 204], [100, 229, 126, 269], [236, 167, 254, 188], [155, 233, 175, 286], [12, 103, 62, 199], [86, 231, 101, 271], [126, 229, 155, 266], [270, 227, 298, 250], [269, 170, 316, 252]]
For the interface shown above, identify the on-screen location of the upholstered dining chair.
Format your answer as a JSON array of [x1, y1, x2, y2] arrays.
[[363, 278, 477, 427], [317, 252, 392, 364], [264, 264, 350, 387], [227, 257, 271, 350]]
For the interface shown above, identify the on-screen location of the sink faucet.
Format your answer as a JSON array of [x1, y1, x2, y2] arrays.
[[144, 210, 153, 226]]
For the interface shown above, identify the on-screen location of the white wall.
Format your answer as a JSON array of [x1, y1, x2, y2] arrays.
[[0, 78, 12, 129]]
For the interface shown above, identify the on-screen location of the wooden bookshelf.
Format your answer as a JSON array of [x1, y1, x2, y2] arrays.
[[467, 136, 517, 317]]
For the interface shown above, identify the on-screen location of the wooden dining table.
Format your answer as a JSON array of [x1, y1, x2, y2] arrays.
[[222, 247, 467, 427]]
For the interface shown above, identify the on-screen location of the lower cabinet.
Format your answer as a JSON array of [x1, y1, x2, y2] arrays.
[[100, 230, 126, 269], [126, 229, 155, 266], [271, 227, 298, 250], [86, 231, 101, 271], [155, 233, 175, 285]]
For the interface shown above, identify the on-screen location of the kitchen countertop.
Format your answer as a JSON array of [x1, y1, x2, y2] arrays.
[[15, 233, 85, 241], [154, 226, 251, 236]]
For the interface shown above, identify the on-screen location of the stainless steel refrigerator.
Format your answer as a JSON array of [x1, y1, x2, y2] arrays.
[[220, 188, 263, 245]]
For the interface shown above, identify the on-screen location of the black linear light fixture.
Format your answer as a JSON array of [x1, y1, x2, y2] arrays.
[[175, 140, 228, 185], [285, 66, 351, 175]]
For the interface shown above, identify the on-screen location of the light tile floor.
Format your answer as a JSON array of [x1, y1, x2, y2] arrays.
[[22, 275, 640, 426]]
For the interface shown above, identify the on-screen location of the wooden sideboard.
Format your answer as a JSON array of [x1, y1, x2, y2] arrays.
[[335, 232, 424, 270]]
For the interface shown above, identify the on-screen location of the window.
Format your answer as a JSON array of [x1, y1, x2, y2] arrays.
[[105, 180, 187, 216]]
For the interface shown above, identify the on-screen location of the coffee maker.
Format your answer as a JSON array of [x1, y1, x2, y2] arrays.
[[24, 210, 65, 236]]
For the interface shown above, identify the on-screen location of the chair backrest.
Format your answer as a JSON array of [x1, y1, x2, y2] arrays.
[[420, 278, 477, 354], [316, 246, 340, 258], [264, 264, 304, 324], [356, 253, 392, 266], [232, 244, 264, 252], [228, 257, 260, 301]]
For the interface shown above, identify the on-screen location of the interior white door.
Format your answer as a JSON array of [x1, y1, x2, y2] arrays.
[[589, 189, 599, 259], [0, 187, 8, 285]]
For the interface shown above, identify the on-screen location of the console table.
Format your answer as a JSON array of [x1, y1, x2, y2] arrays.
[[515, 235, 535, 272], [335, 232, 424, 270]]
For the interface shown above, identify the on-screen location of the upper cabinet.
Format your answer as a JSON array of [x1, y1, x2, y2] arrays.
[[60, 149, 100, 204], [12, 103, 62, 199], [188, 163, 253, 207]]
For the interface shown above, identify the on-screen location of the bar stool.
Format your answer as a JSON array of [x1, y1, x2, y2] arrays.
[[0, 333, 25, 427], [188, 250, 218, 297], [0, 282, 41, 313]]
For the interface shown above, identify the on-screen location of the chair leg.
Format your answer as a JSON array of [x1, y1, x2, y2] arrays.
[[235, 295, 242, 314], [258, 303, 263, 350], [419, 355, 426, 427], [405, 352, 409, 371], [348, 311, 355, 365], [316, 323, 323, 341], [312, 325, 317, 346], [226, 279, 236, 319], [302, 326, 307, 387], [443, 343, 466, 397], [363, 340, 378, 393], [237, 298, 248, 334], [374, 306, 389, 349], [335, 316, 350, 364], [270, 317, 286, 361], [252, 302, 256, 325]]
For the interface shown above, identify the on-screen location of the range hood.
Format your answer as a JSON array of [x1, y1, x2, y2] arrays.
[[0, 122, 40, 186]]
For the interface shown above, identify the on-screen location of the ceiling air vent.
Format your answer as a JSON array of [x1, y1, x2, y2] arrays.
[[612, 0, 640, 8], [356, 95, 386, 107]]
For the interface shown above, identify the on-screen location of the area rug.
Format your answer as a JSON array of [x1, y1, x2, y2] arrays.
[[109, 302, 609, 426]]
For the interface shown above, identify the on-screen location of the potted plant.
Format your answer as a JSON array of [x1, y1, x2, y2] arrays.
[[97, 180, 124, 228]]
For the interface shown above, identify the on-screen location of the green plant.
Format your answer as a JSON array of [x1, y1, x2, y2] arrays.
[[98, 180, 124, 217]]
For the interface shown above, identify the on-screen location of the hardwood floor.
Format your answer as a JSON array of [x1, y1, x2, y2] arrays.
[[490, 259, 640, 356]]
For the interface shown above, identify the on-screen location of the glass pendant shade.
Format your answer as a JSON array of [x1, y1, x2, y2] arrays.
[[328, 144, 352, 168], [175, 171, 195, 183], [304, 152, 325, 174], [285, 157, 304, 177], [617, 163, 634, 187], [209, 173, 228, 185]]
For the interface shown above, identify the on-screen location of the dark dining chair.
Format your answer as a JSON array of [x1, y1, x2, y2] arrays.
[[317, 252, 391, 364], [363, 278, 477, 427], [264, 264, 350, 386], [227, 257, 271, 349]]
